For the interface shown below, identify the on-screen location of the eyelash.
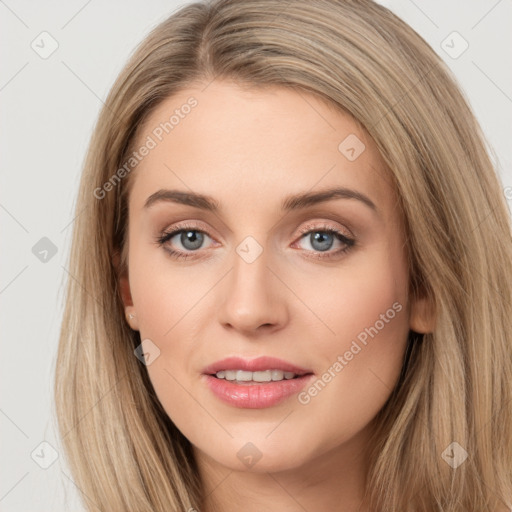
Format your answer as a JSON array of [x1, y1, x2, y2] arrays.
[[154, 221, 356, 261]]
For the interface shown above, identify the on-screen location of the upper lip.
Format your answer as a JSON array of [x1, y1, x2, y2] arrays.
[[202, 356, 314, 376]]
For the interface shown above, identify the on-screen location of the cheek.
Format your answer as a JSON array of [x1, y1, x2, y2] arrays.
[[294, 245, 410, 438], [129, 259, 205, 436], [127, 246, 212, 409], [128, 240, 204, 339], [327, 261, 407, 347]]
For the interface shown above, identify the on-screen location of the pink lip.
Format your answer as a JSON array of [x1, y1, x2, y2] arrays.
[[202, 374, 315, 409], [201, 356, 315, 409], [202, 356, 313, 375]]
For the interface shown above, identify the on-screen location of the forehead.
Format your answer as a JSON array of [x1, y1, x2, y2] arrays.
[[128, 80, 396, 218]]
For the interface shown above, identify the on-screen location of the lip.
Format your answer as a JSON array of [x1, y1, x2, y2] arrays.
[[202, 373, 316, 409], [201, 356, 315, 409], [202, 356, 313, 376]]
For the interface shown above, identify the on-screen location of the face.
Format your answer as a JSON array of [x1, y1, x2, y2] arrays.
[[119, 80, 430, 474]]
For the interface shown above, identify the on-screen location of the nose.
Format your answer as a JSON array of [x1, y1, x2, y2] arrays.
[[217, 244, 288, 335]]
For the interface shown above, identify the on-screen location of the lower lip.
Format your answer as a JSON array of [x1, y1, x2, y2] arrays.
[[203, 374, 315, 409]]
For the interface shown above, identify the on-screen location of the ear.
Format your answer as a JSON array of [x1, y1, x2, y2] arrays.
[[112, 250, 139, 331], [409, 293, 436, 334]]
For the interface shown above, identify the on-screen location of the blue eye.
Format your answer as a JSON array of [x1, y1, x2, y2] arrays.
[[155, 222, 356, 261], [155, 225, 212, 260], [163, 229, 205, 251], [294, 223, 355, 260]]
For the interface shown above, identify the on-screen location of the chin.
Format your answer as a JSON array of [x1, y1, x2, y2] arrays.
[[196, 434, 314, 474]]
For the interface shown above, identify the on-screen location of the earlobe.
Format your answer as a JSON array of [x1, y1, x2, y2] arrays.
[[124, 308, 139, 330], [409, 294, 436, 334], [120, 275, 140, 331]]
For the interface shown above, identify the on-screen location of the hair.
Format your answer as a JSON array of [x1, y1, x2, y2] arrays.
[[53, 0, 512, 510]]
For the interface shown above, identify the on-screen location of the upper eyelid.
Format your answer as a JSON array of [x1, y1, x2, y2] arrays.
[[298, 221, 353, 237], [161, 220, 350, 238]]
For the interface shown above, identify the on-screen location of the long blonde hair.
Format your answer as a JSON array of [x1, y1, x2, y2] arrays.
[[54, 0, 512, 510]]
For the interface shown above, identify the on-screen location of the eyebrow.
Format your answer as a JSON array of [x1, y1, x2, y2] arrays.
[[143, 187, 378, 214]]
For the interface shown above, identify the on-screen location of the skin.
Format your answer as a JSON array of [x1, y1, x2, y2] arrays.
[[118, 80, 434, 512]]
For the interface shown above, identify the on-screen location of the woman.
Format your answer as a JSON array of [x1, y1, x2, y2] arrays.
[[54, 0, 512, 510]]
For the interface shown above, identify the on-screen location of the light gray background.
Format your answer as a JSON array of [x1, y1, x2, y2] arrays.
[[1, 1, 511, 510]]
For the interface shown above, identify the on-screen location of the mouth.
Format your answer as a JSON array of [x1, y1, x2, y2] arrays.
[[202, 373, 315, 408], [201, 356, 315, 408]]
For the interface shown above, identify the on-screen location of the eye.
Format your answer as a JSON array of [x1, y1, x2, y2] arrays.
[[154, 221, 356, 261], [154, 222, 214, 260], [294, 222, 356, 260]]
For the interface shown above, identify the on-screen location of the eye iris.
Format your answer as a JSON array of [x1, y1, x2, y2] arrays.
[[311, 232, 333, 252], [181, 230, 203, 250]]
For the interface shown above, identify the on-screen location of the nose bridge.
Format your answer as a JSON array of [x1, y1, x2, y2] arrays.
[[218, 233, 286, 330], [233, 235, 270, 293]]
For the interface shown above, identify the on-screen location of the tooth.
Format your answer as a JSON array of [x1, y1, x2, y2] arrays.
[[214, 369, 298, 381], [270, 370, 284, 381], [225, 370, 237, 380], [253, 370, 272, 382], [236, 370, 253, 381]]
